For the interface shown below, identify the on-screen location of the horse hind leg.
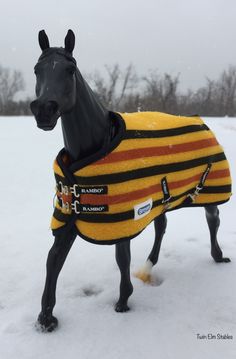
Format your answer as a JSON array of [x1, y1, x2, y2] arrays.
[[115, 240, 133, 312], [135, 213, 167, 283], [205, 205, 230, 263]]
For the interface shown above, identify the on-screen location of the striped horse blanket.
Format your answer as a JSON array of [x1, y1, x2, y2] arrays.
[[51, 111, 232, 244]]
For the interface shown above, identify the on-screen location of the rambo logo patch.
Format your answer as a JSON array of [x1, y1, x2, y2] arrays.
[[134, 198, 153, 220], [80, 186, 108, 195], [81, 204, 108, 212]]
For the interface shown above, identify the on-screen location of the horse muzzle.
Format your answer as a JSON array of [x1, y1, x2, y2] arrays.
[[30, 100, 60, 131]]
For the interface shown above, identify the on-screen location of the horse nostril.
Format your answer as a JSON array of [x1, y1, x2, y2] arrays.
[[30, 99, 59, 119], [30, 100, 39, 116], [46, 101, 59, 115]]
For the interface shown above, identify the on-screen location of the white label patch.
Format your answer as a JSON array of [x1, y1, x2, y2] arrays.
[[134, 198, 153, 220]]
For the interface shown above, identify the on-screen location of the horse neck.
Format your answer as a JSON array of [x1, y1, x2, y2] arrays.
[[61, 71, 109, 161]]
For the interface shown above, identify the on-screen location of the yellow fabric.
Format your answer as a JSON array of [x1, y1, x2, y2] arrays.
[[51, 111, 232, 243]]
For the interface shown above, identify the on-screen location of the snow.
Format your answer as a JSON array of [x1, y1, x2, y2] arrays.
[[0, 116, 236, 359]]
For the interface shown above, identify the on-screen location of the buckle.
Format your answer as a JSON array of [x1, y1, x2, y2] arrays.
[[62, 201, 70, 212], [187, 193, 196, 202], [187, 185, 203, 202], [71, 200, 80, 214], [161, 196, 172, 212], [195, 185, 203, 193], [58, 181, 69, 195], [162, 196, 172, 204], [70, 184, 80, 198], [57, 182, 80, 198], [56, 182, 81, 214]]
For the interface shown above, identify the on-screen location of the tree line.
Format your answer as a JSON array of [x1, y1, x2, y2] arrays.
[[1, 63, 236, 116]]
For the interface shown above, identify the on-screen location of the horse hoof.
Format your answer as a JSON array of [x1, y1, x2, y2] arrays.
[[36, 312, 58, 332], [115, 302, 130, 313]]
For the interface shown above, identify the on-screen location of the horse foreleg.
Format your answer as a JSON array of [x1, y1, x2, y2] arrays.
[[37, 228, 77, 332], [135, 214, 167, 283], [115, 240, 133, 312], [205, 205, 230, 263]]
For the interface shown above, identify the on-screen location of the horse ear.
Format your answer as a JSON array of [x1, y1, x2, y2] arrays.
[[64, 29, 75, 53], [38, 30, 50, 51]]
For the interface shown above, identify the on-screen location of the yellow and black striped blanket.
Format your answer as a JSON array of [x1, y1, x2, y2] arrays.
[[51, 111, 232, 244]]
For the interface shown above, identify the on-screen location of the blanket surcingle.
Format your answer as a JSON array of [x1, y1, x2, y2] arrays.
[[51, 111, 232, 244]]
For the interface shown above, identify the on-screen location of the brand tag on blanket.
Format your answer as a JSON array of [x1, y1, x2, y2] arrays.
[[80, 186, 108, 195], [81, 204, 108, 213], [134, 198, 153, 220]]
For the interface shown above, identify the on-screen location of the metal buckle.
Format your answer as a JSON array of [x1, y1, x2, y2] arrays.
[[161, 196, 172, 212], [70, 184, 80, 198], [187, 193, 196, 202], [187, 185, 203, 202], [57, 182, 80, 198], [62, 201, 70, 212], [195, 185, 203, 193], [162, 196, 172, 204], [58, 181, 69, 195], [56, 182, 81, 214], [71, 200, 80, 214]]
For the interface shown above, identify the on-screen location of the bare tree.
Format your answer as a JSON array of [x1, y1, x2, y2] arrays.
[[142, 70, 180, 113], [88, 63, 138, 110], [0, 64, 25, 114], [215, 66, 236, 116], [1, 61, 236, 117]]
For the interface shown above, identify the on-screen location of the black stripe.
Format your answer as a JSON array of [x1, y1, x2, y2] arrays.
[[123, 124, 209, 139], [75, 152, 226, 185], [168, 199, 230, 212], [201, 185, 232, 194]]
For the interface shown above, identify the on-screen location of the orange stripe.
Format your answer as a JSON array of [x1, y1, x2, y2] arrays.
[[81, 183, 161, 205], [93, 138, 219, 165], [80, 169, 229, 205], [208, 168, 230, 179]]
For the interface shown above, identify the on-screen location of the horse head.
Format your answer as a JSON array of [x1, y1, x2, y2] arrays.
[[30, 29, 77, 130]]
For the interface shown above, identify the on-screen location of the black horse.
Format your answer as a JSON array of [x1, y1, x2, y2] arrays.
[[30, 30, 230, 332]]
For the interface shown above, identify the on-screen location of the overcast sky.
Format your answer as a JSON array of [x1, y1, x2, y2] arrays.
[[1, 0, 236, 98]]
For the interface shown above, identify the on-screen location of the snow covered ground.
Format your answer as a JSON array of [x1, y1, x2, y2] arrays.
[[0, 116, 235, 359]]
